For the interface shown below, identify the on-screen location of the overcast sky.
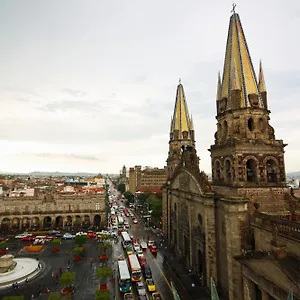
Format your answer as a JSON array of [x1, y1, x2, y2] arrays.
[[0, 0, 299, 174]]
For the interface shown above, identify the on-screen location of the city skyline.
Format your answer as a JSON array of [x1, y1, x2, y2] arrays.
[[1, 0, 300, 174]]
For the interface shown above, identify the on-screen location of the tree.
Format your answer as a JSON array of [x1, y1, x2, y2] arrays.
[[48, 292, 60, 300], [0, 241, 8, 250], [95, 290, 110, 300], [75, 235, 88, 246], [146, 195, 162, 226], [73, 247, 84, 256], [123, 191, 134, 203], [99, 242, 112, 256], [2, 297, 24, 300], [96, 267, 112, 284], [59, 272, 76, 287], [117, 183, 125, 194]]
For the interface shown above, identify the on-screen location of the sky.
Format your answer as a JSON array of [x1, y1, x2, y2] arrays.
[[0, 0, 300, 175]]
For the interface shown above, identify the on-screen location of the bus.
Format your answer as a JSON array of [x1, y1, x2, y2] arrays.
[[128, 254, 142, 282], [121, 231, 133, 254], [117, 259, 131, 293]]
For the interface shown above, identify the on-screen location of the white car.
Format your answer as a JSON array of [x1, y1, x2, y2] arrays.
[[63, 233, 75, 239], [133, 243, 140, 252], [15, 233, 32, 239], [136, 248, 143, 257], [75, 232, 87, 236]]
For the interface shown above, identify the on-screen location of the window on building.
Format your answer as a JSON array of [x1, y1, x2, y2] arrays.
[[246, 159, 257, 183], [266, 159, 277, 183], [96, 203, 100, 211]]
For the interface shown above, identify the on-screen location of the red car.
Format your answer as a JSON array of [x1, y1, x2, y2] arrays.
[[150, 245, 158, 254], [138, 255, 147, 265], [87, 231, 96, 238], [22, 236, 35, 242]]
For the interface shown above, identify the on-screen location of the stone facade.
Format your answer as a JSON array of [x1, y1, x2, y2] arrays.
[[0, 190, 106, 230]]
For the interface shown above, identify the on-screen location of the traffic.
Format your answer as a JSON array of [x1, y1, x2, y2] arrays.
[[107, 181, 166, 300]]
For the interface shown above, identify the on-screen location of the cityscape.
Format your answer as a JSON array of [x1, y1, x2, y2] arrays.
[[0, 1, 300, 300]]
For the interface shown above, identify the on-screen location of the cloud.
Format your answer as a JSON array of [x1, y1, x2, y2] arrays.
[[39, 99, 102, 113], [61, 88, 87, 98], [34, 153, 101, 161]]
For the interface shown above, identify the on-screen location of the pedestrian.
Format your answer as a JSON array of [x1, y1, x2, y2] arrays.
[[25, 278, 29, 284], [67, 260, 70, 265], [59, 266, 62, 274]]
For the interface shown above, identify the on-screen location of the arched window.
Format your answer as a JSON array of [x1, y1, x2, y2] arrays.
[[246, 159, 257, 183], [266, 159, 277, 183], [248, 118, 255, 131], [225, 160, 232, 182], [215, 161, 221, 181]]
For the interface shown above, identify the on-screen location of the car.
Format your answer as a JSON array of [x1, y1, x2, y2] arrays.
[[136, 281, 147, 296], [133, 219, 138, 224], [142, 264, 152, 279], [15, 233, 32, 239], [150, 245, 158, 254], [87, 231, 96, 238], [124, 293, 134, 299], [76, 232, 87, 236], [152, 292, 163, 300], [48, 230, 60, 236], [133, 243, 140, 252], [140, 242, 147, 250], [136, 249, 143, 257], [138, 255, 147, 266], [22, 236, 35, 242], [63, 233, 75, 239], [147, 240, 154, 248], [146, 278, 156, 292]]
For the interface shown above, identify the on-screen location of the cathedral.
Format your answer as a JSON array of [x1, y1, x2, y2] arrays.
[[162, 10, 300, 300]]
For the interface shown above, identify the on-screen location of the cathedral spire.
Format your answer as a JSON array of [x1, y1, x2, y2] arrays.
[[216, 72, 222, 101], [220, 10, 263, 111], [170, 80, 193, 140], [258, 60, 268, 109]]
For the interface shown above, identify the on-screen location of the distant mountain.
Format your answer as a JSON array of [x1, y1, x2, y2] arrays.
[[0, 171, 118, 177]]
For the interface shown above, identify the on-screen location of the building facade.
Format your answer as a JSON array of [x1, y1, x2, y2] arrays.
[[129, 165, 166, 194], [163, 10, 300, 300], [0, 188, 106, 231]]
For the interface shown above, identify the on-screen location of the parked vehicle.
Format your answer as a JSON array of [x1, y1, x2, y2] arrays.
[[15, 233, 32, 239], [63, 233, 75, 239]]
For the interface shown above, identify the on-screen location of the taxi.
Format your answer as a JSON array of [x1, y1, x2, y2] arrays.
[[124, 292, 134, 299], [146, 278, 156, 292]]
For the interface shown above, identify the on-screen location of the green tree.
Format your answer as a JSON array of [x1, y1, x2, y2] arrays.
[[123, 191, 134, 203], [59, 272, 76, 287], [117, 183, 125, 194], [75, 235, 88, 245], [99, 242, 112, 256], [147, 195, 162, 226], [0, 241, 8, 250], [96, 267, 112, 284], [48, 292, 60, 300], [73, 247, 84, 256], [95, 290, 110, 300]]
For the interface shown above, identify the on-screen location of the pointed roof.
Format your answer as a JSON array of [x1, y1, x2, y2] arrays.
[[258, 60, 267, 93], [170, 80, 193, 138], [220, 11, 264, 109], [216, 72, 222, 101]]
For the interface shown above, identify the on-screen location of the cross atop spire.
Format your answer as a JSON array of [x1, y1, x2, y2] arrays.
[[179, 78, 182, 84], [231, 3, 237, 14]]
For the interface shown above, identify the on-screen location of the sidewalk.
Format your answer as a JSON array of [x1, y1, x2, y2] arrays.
[[149, 228, 210, 300]]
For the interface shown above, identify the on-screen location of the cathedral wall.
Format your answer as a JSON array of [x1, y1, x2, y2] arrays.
[[213, 186, 290, 213], [254, 226, 300, 258]]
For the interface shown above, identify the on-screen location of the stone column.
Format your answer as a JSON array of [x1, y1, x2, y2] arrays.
[[243, 276, 256, 300], [261, 290, 270, 300]]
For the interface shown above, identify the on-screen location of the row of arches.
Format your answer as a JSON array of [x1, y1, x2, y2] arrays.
[[214, 156, 279, 184], [0, 215, 102, 230]]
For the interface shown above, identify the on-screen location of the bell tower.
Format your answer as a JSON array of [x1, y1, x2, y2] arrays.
[[210, 11, 289, 212], [167, 80, 197, 179]]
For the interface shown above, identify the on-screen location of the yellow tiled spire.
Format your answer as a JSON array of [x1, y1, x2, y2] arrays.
[[170, 80, 193, 139], [220, 10, 264, 110], [258, 60, 266, 93]]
